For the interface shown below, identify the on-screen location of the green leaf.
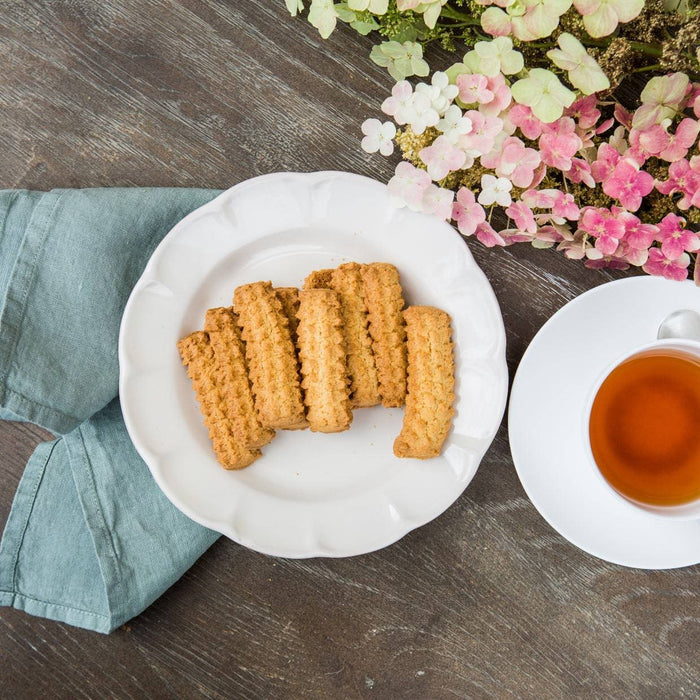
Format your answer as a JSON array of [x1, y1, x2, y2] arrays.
[[351, 17, 380, 34], [335, 3, 357, 21]]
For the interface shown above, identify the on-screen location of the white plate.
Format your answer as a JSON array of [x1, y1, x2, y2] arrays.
[[509, 276, 700, 569], [119, 172, 508, 558]]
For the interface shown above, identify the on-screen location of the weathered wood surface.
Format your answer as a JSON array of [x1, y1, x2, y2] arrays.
[[1, 1, 698, 698]]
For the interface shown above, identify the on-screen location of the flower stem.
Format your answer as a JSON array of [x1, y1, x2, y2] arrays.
[[440, 5, 480, 24]]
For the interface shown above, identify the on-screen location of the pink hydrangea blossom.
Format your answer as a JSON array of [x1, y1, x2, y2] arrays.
[[483, 136, 541, 188], [381, 81, 414, 124], [538, 118, 582, 170], [387, 161, 431, 211], [552, 191, 580, 220], [655, 159, 700, 210], [522, 188, 558, 209], [565, 158, 595, 188], [500, 228, 535, 244], [615, 241, 649, 267], [456, 74, 494, 105], [657, 119, 700, 162], [421, 184, 455, 220], [419, 135, 467, 181], [643, 247, 691, 281], [602, 158, 654, 211], [474, 221, 506, 247], [578, 206, 625, 255], [590, 143, 620, 182], [480, 74, 512, 116], [566, 95, 601, 130], [616, 210, 657, 250], [505, 200, 537, 233], [459, 111, 503, 157], [656, 213, 700, 258], [452, 187, 486, 236], [509, 104, 546, 140]]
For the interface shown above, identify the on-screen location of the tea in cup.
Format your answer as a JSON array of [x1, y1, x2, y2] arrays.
[[587, 339, 700, 519]]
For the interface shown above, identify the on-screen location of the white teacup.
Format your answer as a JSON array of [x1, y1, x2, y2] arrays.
[[583, 337, 700, 521]]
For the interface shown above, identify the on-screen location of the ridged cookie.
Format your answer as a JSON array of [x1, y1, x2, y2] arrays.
[[303, 268, 334, 290], [204, 307, 275, 448], [361, 263, 407, 407], [233, 282, 307, 430], [177, 331, 261, 469], [274, 287, 301, 345], [330, 263, 380, 408], [393, 306, 455, 459], [296, 288, 353, 432]]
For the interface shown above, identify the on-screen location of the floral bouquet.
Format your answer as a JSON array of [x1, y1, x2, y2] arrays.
[[285, 0, 700, 282]]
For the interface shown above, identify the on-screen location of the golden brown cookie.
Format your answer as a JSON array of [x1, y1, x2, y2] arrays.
[[274, 287, 302, 345], [361, 263, 407, 407], [204, 307, 275, 448], [177, 331, 261, 469], [393, 306, 455, 459], [233, 281, 307, 430], [330, 263, 380, 408], [303, 268, 334, 290], [296, 288, 353, 432]]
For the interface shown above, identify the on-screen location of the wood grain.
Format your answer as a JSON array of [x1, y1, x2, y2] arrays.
[[1, 1, 698, 698]]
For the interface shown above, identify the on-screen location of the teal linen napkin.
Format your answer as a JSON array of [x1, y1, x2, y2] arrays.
[[0, 188, 223, 633]]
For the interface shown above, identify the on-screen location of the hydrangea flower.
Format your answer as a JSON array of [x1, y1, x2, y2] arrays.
[[463, 37, 524, 77], [573, 0, 644, 37], [482, 136, 541, 187], [419, 135, 468, 180], [538, 118, 582, 170], [452, 188, 487, 236], [421, 184, 454, 219], [416, 72, 460, 115], [456, 74, 495, 105], [602, 158, 654, 211], [348, 0, 389, 12], [509, 104, 546, 139], [361, 119, 396, 156], [475, 221, 506, 246], [387, 161, 431, 210], [481, 0, 572, 41], [591, 143, 621, 182], [656, 213, 700, 258], [308, 0, 337, 38], [381, 81, 414, 124], [404, 92, 441, 134], [656, 159, 700, 210], [546, 33, 610, 95], [579, 207, 626, 254], [643, 248, 691, 281], [632, 73, 690, 129], [640, 119, 700, 162], [397, 0, 448, 28], [437, 105, 474, 143], [617, 211, 657, 250], [566, 95, 602, 130], [565, 158, 595, 188], [478, 174, 513, 207], [460, 111, 503, 156], [552, 191, 580, 220], [511, 69, 576, 123], [370, 41, 430, 81], [505, 200, 537, 232], [285, 0, 304, 16]]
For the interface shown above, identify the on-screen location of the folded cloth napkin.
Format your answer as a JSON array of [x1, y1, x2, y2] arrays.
[[0, 188, 223, 633]]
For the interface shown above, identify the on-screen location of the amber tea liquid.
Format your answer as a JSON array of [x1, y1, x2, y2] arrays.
[[589, 348, 700, 506]]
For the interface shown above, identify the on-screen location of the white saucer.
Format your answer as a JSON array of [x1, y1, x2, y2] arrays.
[[508, 276, 700, 569]]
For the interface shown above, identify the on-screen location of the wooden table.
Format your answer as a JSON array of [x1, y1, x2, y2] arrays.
[[1, 2, 698, 697]]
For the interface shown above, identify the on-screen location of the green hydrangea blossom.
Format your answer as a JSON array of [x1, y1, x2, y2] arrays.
[[370, 40, 430, 80]]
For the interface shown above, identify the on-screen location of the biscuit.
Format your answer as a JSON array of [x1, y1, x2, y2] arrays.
[[274, 287, 301, 345], [361, 263, 407, 407], [204, 307, 275, 448], [296, 288, 353, 432], [177, 331, 261, 469], [233, 282, 307, 430], [303, 268, 334, 290], [330, 263, 380, 408], [393, 306, 455, 459]]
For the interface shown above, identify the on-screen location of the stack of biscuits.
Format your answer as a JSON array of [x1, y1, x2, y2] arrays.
[[177, 262, 455, 470]]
